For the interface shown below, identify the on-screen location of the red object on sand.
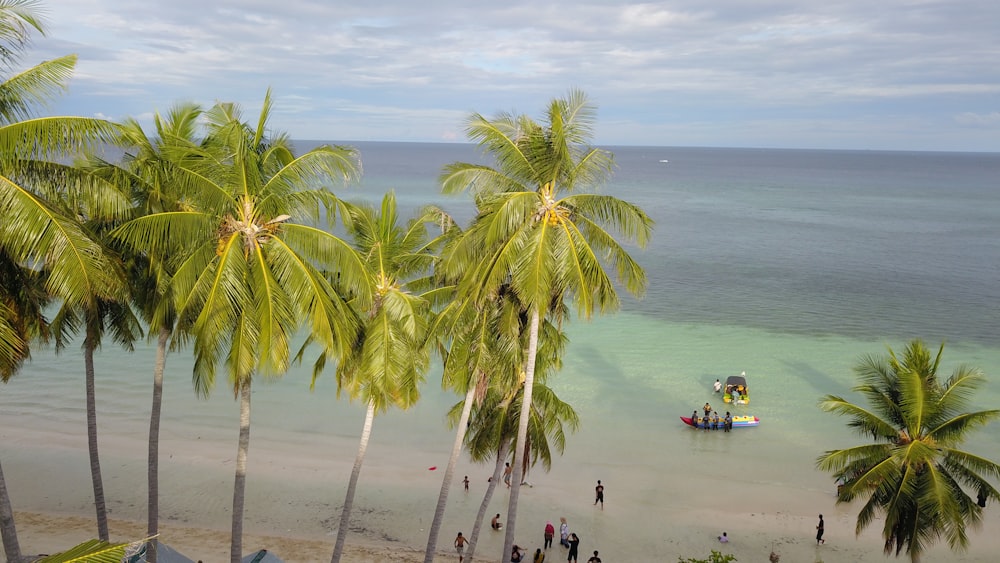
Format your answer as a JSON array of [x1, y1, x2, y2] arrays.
[[428, 466, 437, 470]]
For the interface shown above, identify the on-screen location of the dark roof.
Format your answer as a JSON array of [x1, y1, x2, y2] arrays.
[[724, 375, 747, 388]]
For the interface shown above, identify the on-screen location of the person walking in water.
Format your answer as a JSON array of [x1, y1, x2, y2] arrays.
[[454, 532, 467, 562], [816, 514, 825, 544], [713, 378, 722, 393], [567, 533, 580, 562], [594, 480, 604, 509], [544, 520, 555, 549]]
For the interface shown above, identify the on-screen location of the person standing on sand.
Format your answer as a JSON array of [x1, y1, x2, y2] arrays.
[[594, 480, 604, 509], [816, 514, 825, 544], [567, 533, 580, 562], [545, 520, 555, 548], [503, 462, 513, 487], [454, 531, 467, 562], [534, 547, 546, 563], [463, 475, 469, 492], [560, 517, 569, 547]]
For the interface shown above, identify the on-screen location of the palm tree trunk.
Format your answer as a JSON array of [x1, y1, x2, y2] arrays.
[[501, 308, 539, 560], [230, 382, 252, 563], [146, 325, 170, 563], [423, 384, 477, 563], [85, 335, 109, 541], [331, 402, 375, 563], [465, 439, 511, 563], [0, 457, 22, 563]]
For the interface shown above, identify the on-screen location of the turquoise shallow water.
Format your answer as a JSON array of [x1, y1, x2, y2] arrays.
[[2, 144, 1000, 561]]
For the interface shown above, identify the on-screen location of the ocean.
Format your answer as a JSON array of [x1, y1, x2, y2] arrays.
[[2, 143, 999, 562]]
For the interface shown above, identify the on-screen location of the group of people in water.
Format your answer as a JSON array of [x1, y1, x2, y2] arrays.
[[694, 403, 734, 432], [459, 515, 601, 562]]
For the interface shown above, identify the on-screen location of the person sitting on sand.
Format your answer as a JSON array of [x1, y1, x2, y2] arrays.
[[533, 547, 546, 563], [511, 544, 524, 562], [492, 513, 503, 530], [587, 550, 601, 563], [718, 531, 729, 543]]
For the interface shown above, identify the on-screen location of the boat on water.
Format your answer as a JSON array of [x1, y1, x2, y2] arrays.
[[723, 372, 749, 404], [680, 414, 759, 429]]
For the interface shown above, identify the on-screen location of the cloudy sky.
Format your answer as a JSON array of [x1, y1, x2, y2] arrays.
[[27, 0, 1000, 151]]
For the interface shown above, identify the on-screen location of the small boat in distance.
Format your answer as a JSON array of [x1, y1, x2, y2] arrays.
[[724, 372, 749, 404], [659, 159, 669, 163], [680, 415, 759, 429]]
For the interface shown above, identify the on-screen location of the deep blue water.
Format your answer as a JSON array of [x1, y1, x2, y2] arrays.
[[326, 142, 1000, 346]]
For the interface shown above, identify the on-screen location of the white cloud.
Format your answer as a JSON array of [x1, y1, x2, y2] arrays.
[[23, 0, 1000, 151]]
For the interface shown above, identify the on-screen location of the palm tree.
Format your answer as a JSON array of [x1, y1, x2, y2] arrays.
[[50, 296, 142, 541], [95, 102, 204, 562], [324, 193, 440, 562], [112, 90, 367, 563], [422, 272, 566, 562], [457, 379, 578, 563], [816, 339, 1000, 562], [439, 89, 652, 558], [1, 1, 125, 555]]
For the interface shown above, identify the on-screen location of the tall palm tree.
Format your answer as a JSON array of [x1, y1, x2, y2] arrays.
[[816, 339, 1000, 562], [422, 272, 566, 562], [1, 1, 125, 555], [94, 102, 204, 562], [112, 90, 367, 563], [439, 89, 652, 559], [324, 193, 440, 562]]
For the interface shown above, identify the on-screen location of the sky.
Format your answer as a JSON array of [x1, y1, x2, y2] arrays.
[[23, 0, 1000, 151]]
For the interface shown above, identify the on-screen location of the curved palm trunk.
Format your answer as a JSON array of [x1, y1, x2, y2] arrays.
[[84, 335, 109, 541], [331, 402, 376, 563], [0, 457, 22, 563], [230, 382, 252, 563], [423, 385, 477, 563], [501, 309, 539, 561], [465, 439, 511, 563], [146, 325, 170, 563]]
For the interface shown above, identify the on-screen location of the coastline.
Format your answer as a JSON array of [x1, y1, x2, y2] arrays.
[[13, 503, 1000, 563]]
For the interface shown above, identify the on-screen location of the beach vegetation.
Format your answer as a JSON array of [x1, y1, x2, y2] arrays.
[[437, 88, 652, 560], [816, 339, 1000, 562], [677, 551, 736, 563], [110, 89, 365, 563]]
